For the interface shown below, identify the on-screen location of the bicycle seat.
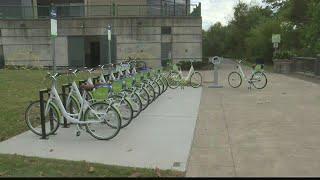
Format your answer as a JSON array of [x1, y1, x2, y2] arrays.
[[94, 82, 113, 89], [80, 82, 95, 91]]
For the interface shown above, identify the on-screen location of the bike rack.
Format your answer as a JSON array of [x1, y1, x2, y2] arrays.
[[39, 88, 51, 140], [61, 83, 72, 128]]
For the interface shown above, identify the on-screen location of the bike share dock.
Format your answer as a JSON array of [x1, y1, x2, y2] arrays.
[[0, 87, 202, 172]]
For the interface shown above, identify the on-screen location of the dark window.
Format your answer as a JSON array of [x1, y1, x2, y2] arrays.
[[161, 26, 172, 35]]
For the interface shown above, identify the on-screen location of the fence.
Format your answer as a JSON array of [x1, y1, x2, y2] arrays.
[[292, 57, 320, 76], [0, 3, 201, 19]]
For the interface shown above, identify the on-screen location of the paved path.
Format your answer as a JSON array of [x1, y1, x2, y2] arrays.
[[0, 87, 202, 172], [186, 59, 320, 176]]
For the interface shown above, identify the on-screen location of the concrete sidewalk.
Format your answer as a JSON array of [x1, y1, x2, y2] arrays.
[[187, 59, 320, 176], [0, 87, 202, 172]]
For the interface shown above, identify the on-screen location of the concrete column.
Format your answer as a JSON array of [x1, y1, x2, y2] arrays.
[[32, 0, 38, 19]]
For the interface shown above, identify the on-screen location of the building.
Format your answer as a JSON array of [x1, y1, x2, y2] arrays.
[[0, 0, 202, 68]]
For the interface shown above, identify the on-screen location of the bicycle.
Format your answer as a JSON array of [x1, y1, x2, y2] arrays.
[[78, 67, 136, 129], [93, 65, 142, 121], [228, 60, 268, 90], [167, 60, 203, 89], [25, 72, 122, 140]]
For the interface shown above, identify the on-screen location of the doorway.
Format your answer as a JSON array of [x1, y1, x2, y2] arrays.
[[68, 35, 116, 68], [89, 42, 100, 67], [84, 36, 101, 68]]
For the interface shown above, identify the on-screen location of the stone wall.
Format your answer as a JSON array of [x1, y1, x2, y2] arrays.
[[0, 16, 202, 68]]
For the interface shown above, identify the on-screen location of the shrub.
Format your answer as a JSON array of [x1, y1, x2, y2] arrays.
[[176, 60, 213, 71], [273, 51, 296, 60]]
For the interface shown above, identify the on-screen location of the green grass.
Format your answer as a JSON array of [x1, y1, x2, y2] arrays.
[[0, 69, 89, 141], [0, 154, 184, 177], [0, 69, 183, 177]]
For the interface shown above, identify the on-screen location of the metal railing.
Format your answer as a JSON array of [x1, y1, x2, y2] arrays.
[[0, 3, 201, 19]]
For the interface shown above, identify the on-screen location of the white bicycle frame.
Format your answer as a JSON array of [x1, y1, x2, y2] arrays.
[[46, 76, 107, 125], [177, 61, 195, 81], [236, 60, 255, 82]]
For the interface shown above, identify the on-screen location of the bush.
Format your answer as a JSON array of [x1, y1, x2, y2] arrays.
[[273, 51, 296, 60], [162, 59, 173, 67], [176, 61, 213, 71]]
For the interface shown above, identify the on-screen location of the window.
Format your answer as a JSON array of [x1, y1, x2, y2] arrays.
[[161, 26, 172, 35]]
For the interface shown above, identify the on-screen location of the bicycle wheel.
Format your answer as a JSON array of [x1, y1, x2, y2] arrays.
[[151, 80, 161, 99], [161, 76, 169, 92], [25, 100, 60, 136], [109, 95, 133, 128], [145, 83, 155, 103], [135, 87, 150, 111], [251, 71, 268, 89], [84, 102, 121, 140], [167, 71, 181, 89], [190, 71, 203, 88], [156, 78, 165, 94], [128, 92, 142, 118], [121, 89, 142, 118], [228, 72, 242, 88]]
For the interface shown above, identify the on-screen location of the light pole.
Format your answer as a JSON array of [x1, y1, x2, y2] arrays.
[[107, 24, 112, 64]]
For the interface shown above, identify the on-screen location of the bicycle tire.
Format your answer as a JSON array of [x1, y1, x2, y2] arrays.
[[151, 80, 161, 99], [251, 71, 268, 89], [145, 83, 155, 103], [167, 71, 181, 89], [157, 78, 165, 94], [228, 72, 242, 88], [109, 95, 133, 128], [84, 102, 121, 140], [119, 89, 142, 118], [25, 100, 60, 136], [190, 71, 203, 88], [135, 87, 150, 111]]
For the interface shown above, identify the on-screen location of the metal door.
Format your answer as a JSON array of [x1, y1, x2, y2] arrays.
[[68, 36, 85, 67], [161, 42, 172, 66]]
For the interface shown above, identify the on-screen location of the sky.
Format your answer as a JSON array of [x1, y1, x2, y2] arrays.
[[191, 0, 264, 30]]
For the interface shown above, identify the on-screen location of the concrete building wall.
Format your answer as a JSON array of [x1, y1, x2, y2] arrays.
[[0, 16, 202, 68]]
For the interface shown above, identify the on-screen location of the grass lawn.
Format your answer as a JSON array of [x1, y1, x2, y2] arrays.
[[0, 69, 90, 141], [0, 154, 184, 177], [0, 69, 183, 177]]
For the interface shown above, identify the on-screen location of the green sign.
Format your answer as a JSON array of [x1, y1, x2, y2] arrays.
[[272, 34, 281, 43], [51, 19, 57, 37], [50, 7, 57, 37]]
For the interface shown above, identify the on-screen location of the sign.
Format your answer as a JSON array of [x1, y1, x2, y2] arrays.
[[108, 29, 111, 41], [50, 6, 57, 37], [51, 19, 57, 37], [272, 34, 281, 43]]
